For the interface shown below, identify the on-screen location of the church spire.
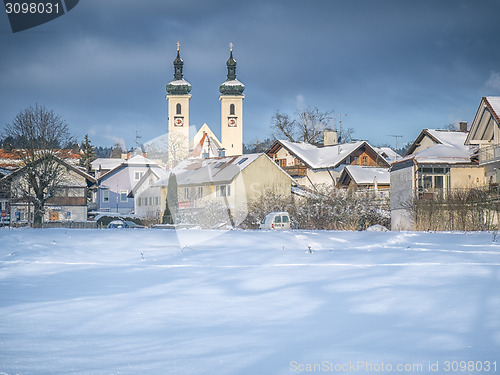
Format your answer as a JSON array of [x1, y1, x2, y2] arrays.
[[166, 42, 191, 95], [219, 42, 245, 96]]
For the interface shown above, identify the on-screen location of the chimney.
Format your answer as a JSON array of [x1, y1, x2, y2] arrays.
[[459, 121, 468, 132], [324, 130, 338, 146]]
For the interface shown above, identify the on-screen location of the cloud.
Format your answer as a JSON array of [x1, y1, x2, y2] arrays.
[[485, 72, 500, 91]]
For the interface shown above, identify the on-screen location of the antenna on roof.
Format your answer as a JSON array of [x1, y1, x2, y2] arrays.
[[135, 131, 142, 147], [335, 114, 347, 143], [387, 135, 402, 150]]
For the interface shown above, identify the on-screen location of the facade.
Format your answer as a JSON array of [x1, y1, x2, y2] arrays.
[[465, 96, 500, 184], [266, 139, 391, 190], [95, 155, 165, 214], [128, 168, 168, 221], [4, 157, 94, 224], [337, 165, 390, 195], [390, 138, 482, 230], [155, 153, 294, 226]]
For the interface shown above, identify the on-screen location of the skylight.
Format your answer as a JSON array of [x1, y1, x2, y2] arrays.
[[236, 158, 248, 165]]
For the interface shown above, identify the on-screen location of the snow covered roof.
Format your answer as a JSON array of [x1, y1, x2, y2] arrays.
[[374, 147, 401, 164], [156, 154, 264, 186], [276, 140, 384, 169], [425, 129, 468, 148], [396, 143, 475, 166], [342, 166, 390, 185], [485, 96, 500, 122], [91, 158, 124, 171]]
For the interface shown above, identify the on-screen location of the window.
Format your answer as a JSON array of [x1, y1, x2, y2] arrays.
[[138, 197, 141, 207], [176, 103, 182, 115], [134, 171, 144, 181], [149, 197, 152, 206], [282, 215, 289, 223], [274, 216, 282, 224], [216, 185, 231, 197], [102, 189, 109, 202], [237, 157, 248, 165], [155, 197, 159, 206], [278, 159, 287, 168], [353, 156, 359, 165], [362, 156, 367, 166], [67, 188, 83, 197], [120, 190, 128, 202], [230, 103, 235, 115], [197, 186, 204, 198]]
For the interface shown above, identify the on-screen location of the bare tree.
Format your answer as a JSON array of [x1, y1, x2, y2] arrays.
[[271, 107, 353, 144], [3, 104, 75, 227]]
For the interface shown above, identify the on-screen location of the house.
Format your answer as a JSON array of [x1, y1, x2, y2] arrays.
[[155, 153, 294, 226], [465, 96, 500, 185], [0, 148, 81, 171], [128, 167, 169, 221], [266, 138, 391, 190], [390, 128, 482, 230], [94, 155, 166, 214], [337, 165, 390, 197], [2, 156, 95, 224]]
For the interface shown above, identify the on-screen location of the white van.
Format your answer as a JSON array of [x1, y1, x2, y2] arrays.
[[259, 212, 291, 230]]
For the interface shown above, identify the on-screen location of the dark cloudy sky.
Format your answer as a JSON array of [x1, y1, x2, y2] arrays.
[[1, 0, 500, 150]]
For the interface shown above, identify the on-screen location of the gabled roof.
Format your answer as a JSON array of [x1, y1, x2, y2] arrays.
[[465, 96, 500, 145], [340, 165, 390, 186], [374, 147, 401, 164], [268, 140, 390, 169], [155, 153, 294, 187], [129, 167, 169, 197], [97, 155, 160, 181], [406, 129, 469, 156], [2, 154, 95, 183], [394, 143, 475, 167]]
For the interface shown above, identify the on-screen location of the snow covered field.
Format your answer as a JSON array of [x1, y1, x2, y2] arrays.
[[1, 228, 499, 375]]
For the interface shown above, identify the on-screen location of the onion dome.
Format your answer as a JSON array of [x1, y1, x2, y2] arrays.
[[166, 43, 191, 95], [219, 43, 245, 96]]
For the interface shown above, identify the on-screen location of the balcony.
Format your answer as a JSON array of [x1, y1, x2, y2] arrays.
[[284, 165, 308, 177], [478, 144, 500, 165]]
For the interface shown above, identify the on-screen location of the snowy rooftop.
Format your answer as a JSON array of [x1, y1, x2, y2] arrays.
[[279, 140, 369, 169], [486, 96, 500, 121], [374, 147, 401, 164], [91, 158, 124, 171], [402, 143, 474, 165], [156, 153, 262, 186], [425, 129, 469, 148], [343, 165, 390, 184]]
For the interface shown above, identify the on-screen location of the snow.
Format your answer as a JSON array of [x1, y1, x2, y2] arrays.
[[425, 130, 469, 149], [343, 165, 390, 184], [486, 96, 500, 120], [220, 79, 245, 87], [167, 79, 191, 86], [1, 228, 500, 374], [279, 140, 366, 169]]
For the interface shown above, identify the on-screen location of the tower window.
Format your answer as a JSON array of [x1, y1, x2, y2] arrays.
[[230, 103, 235, 116], [176, 103, 182, 115]]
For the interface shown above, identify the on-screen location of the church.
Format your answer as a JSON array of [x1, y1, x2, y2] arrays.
[[165, 43, 245, 165]]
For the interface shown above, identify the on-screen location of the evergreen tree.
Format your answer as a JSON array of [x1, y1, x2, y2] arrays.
[[162, 173, 178, 224], [79, 134, 96, 174]]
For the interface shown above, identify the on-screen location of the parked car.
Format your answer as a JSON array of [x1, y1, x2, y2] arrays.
[[259, 212, 291, 230], [107, 220, 145, 229]]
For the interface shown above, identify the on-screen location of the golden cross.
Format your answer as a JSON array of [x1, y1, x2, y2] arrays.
[[176, 41, 180, 51]]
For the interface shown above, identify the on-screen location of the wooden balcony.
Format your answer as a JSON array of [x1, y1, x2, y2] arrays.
[[284, 165, 308, 177]]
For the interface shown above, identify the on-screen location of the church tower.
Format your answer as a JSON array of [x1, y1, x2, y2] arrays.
[[219, 43, 245, 156], [166, 42, 191, 163]]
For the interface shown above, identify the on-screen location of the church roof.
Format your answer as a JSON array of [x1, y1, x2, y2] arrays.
[[219, 46, 244, 96], [166, 45, 191, 95]]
